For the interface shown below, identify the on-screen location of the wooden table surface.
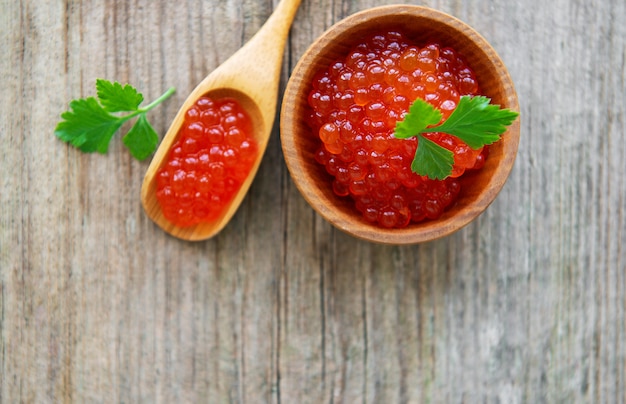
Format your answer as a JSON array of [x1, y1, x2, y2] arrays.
[[1, 0, 625, 402]]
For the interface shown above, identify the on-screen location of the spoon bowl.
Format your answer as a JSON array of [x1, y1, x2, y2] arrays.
[[142, 0, 301, 241], [280, 5, 520, 244]]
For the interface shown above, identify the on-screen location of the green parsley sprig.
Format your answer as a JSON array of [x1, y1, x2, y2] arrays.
[[55, 79, 175, 160], [394, 95, 518, 180]]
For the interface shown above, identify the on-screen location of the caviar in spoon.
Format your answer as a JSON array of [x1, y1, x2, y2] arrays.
[[155, 96, 257, 227]]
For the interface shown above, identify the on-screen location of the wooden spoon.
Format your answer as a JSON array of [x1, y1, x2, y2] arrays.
[[141, 0, 301, 241]]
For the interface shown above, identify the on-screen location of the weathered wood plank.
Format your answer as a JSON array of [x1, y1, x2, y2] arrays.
[[0, 0, 624, 402]]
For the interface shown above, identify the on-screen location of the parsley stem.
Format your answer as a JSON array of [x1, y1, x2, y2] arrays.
[[118, 87, 176, 123], [141, 87, 176, 112]]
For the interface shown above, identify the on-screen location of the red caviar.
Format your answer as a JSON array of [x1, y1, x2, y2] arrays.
[[306, 31, 487, 228], [156, 97, 258, 227]]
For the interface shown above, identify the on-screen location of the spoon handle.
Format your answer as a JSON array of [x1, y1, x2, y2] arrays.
[[209, 0, 302, 108], [252, 0, 302, 54]]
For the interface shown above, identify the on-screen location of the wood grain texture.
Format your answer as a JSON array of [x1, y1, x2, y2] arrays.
[[1, 0, 624, 402]]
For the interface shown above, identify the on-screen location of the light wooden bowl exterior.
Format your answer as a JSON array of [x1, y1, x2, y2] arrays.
[[280, 5, 520, 244]]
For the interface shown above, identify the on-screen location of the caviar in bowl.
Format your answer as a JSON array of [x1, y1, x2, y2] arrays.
[[280, 5, 520, 244]]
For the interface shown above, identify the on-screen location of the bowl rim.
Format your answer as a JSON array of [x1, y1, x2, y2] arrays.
[[280, 5, 520, 244]]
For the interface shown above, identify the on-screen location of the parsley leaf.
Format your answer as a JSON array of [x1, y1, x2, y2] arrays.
[[123, 114, 159, 161], [394, 97, 442, 139], [412, 134, 454, 180], [55, 79, 175, 160], [394, 96, 518, 179], [422, 95, 519, 149], [96, 79, 144, 113], [55, 97, 124, 153]]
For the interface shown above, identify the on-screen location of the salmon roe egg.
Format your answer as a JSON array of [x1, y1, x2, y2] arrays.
[[306, 31, 485, 228], [156, 97, 257, 227]]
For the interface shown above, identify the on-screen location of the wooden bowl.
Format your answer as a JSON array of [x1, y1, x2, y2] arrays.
[[280, 5, 520, 244]]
